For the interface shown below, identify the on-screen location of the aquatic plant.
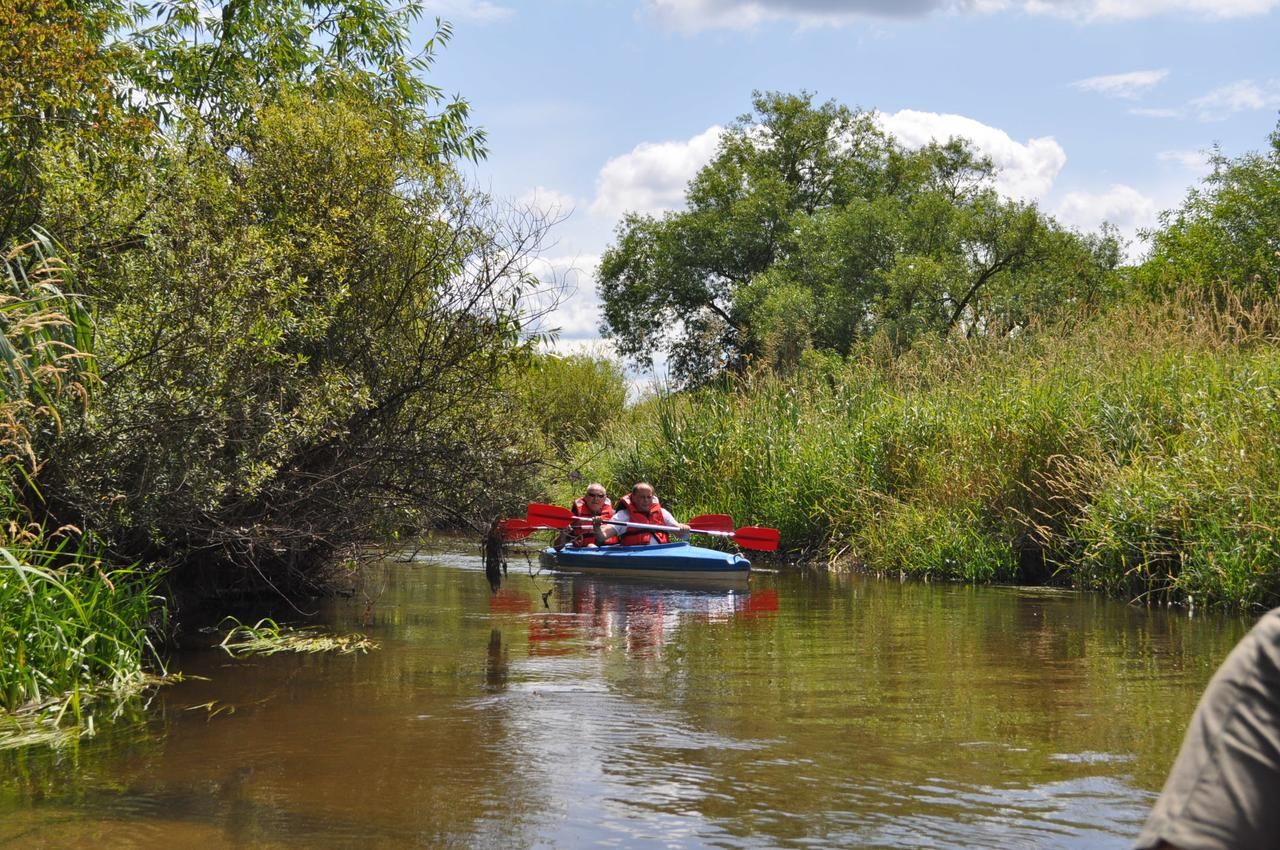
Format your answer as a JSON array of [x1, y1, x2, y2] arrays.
[[218, 617, 378, 656], [0, 538, 160, 715]]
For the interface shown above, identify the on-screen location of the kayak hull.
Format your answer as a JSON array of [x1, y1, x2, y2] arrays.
[[540, 541, 750, 582]]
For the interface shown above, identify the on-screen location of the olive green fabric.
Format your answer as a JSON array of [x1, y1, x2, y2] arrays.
[[1135, 608, 1280, 850]]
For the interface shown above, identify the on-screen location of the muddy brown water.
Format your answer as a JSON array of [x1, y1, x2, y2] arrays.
[[0, 538, 1252, 849]]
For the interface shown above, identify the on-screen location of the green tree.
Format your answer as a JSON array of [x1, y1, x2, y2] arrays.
[[598, 92, 1119, 384], [0, 0, 143, 244], [512, 352, 627, 459], [1140, 120, 1280, 295], [36, 87, 549, 596], [599, 92, 891, 381], [127, 0, 483, 158]]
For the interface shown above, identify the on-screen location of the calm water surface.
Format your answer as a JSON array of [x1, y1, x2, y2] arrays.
[[0, 538, 1252, 849]]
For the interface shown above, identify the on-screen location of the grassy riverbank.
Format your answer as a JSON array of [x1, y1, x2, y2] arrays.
[[567, 292, 1280, 610], [0, 539, 159, 735]]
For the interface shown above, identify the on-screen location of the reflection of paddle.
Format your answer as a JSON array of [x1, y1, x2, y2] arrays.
[[525, 503, 779, 551]]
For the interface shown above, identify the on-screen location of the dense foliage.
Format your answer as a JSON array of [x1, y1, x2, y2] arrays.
[[512, 352, 627, 461], [37, 90, 553, 601], [599, 91, 1121, 385], [1139, 124, 1280, 296], [572, 289, 1280, 609], [580, 119, 1280, 609], [1, 0, 567, 719]]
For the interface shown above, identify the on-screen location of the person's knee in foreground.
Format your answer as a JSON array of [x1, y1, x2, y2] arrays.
[[594, 482, 689, 546], [1134, 607, 1280, 850]]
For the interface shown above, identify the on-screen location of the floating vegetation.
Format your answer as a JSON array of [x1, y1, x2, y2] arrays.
[[218, 617, 378, 657], [185, 700, 236, 720], [0, 672, 174, 752], [0, 711, 84, 752]]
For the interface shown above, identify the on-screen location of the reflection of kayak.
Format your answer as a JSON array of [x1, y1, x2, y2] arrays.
[[540, 541, 750, 582]]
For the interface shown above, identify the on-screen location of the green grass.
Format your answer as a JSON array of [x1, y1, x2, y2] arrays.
[[0, 538, 161, 717], [569, 293, 1280, 609]]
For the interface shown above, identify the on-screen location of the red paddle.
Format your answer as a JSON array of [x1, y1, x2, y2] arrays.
[[497, 518, 535, 540], [526, 503, 732, 533], [723, 526, 780, 551], [524, 503, 779, 551], [687, 513, 734, 533]]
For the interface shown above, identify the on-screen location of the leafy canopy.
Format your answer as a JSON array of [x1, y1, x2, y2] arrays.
[[598, 91, 1120, 385], [38, 86, 549, 588], [1139, 120, 1280, 296]]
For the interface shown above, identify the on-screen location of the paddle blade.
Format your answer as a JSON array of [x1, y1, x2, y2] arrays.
[[498, 518, 534, 541], [526, 502, 573, 529], [732, 526, 780, 552], [688, 513, 734, 533]]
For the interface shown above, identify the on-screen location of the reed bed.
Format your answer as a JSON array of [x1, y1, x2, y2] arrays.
[[575, 293, 1280, 609], [0, 540, 160, 720]]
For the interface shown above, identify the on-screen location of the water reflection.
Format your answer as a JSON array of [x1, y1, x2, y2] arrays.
[[0, 540, 1253, 850], [490, 575, 778, 662]]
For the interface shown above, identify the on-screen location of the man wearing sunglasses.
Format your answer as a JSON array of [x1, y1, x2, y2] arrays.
[[555, 484, 617, 550]]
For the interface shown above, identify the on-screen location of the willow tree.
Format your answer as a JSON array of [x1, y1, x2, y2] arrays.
[[11, 1, 559, 601], [0, 0, 142, 245], [35, 87, 554, 600]]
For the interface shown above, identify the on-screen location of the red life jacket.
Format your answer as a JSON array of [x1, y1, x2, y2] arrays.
[[570, 496, 615, 547], [617, 494, 669, 545]]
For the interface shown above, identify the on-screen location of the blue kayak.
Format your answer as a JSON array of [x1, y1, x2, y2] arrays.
[[540, 541, 750, 582]]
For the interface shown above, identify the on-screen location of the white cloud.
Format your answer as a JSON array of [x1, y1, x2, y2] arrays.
[[646, 0, 962, 31], [877, 110, 1067, 201], [422, 0, 514, 22], [518, 186, 580, 220], [1190, 79, 1280, 121], [1071, 69, 1169, 99], [525, 255, 604, 343], [589, 126, 724, 218], [1024, 0, 1279, 19], [1129, 106, 1183, 118], [644, 0, 1276, 30], [1054, 184, 1158, 258], [1157, 149, 1212, 172]]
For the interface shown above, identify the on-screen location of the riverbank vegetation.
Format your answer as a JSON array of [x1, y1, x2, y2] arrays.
[[566, 289, 1279, 609], [572, 97, 1280, 610], [2, 0, 560, 724], [0, 230, 157, 720], [2, 1, 1278, 732]]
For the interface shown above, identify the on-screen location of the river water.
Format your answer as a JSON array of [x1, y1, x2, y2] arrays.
[[0, 537, 1253, 849]]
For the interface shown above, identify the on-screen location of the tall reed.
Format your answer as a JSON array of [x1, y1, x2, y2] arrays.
[[0, 536, 160, 715], [573, 292, 1280, 609], [0, 229, 160, 722]]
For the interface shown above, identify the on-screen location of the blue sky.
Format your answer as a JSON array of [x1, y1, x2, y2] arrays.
[[418, 0, 1280, 364]]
